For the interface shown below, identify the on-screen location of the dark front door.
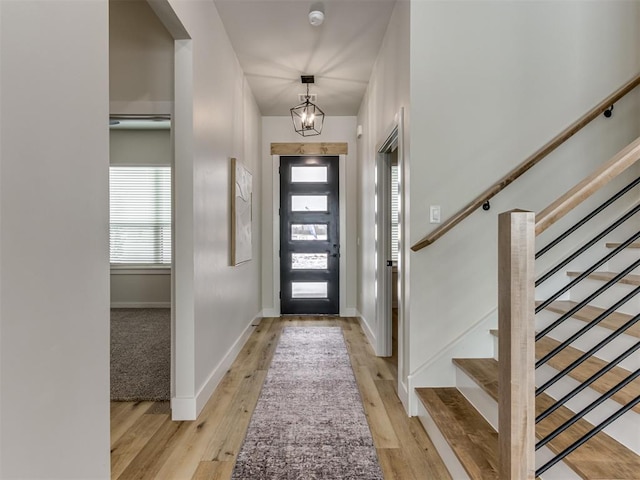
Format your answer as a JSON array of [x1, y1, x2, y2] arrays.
[[280, 156, 339, 314]]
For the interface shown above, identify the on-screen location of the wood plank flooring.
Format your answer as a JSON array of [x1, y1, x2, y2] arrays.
[[111, 316, 451, 480]]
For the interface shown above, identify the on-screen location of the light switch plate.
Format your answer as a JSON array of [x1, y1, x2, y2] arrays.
[[430, 205, 441, 224]]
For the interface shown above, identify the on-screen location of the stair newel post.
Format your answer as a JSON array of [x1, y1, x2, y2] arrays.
[[498, 210, 536, 480]]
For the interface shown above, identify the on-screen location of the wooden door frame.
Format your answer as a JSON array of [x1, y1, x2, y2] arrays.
[[270, 143, 349, 316]]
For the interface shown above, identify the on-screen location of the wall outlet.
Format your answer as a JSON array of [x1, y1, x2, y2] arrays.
[[430, 205, 441, 224]]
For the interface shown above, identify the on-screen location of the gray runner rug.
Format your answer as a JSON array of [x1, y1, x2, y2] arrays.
[[232, 326, 384, 480]]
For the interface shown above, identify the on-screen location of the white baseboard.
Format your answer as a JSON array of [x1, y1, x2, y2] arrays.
[[171, 312, 262, 421], [357, 311, 377, 353], [341, 307, 357, 317], [397, 379, 409, 412], [111, 302, 171, 308], [262, 308, 279, 318]]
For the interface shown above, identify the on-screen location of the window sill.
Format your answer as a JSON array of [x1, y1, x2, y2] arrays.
[[110, 265, 171, 275]]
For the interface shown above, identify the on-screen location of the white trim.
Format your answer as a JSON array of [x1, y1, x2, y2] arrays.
[[271, 155, 281, 316], [262, 308, 279, 318], [397, 379, 409, 411], [416, 402, 468, 480], [357, 311, 377, 351], [342, 307, 357, 317], [397, 108, 409, 390], [171, 313, 262, 421], [110, 302, 171, 308], [110, 266, 171, 275], [339, 154, 347, 316]]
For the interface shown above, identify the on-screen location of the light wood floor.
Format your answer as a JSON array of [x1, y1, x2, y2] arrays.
[[110, 316, 451, 480]]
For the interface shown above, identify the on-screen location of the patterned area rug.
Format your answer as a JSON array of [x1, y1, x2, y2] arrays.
[[110, 308, 170, 401], [232, 326, 384, 480]]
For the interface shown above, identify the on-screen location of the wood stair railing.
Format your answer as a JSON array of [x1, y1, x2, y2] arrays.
[[411, 73, 640, 252], [498, 137, 640, 479]]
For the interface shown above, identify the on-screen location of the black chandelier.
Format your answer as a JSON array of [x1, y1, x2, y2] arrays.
[[290, 75, 325, 137]]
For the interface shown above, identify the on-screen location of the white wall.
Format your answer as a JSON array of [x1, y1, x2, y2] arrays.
[[110, 0, 174, 115], [110, 129, 172, 307], [407, 1, 640, 400], [161, 0, 263, 420], [0, 1, 110, 478], [261, 116, 358, 316], [356, 0, 410, 379]]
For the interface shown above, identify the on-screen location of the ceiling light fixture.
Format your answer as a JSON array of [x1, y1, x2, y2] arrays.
[[290, 75, 325, 137], [308, 3, 324, 26]]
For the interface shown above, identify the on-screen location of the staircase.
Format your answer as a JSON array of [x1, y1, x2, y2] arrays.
[[415, 183, 640, 478]]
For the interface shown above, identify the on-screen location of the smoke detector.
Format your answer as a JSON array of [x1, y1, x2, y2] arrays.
[[308, 4, 324, 26]]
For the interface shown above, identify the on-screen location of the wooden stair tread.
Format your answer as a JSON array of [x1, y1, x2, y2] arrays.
[[567, 271, 640, 286], [537, 336, 640, 413], [606, 242, 640, 249], [541, 300, 640, 338], [488, 331, 638, 411], [416, 387, 499, 480], [452, 358, 640, 479]]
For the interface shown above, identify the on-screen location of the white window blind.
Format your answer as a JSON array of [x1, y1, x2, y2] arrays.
[[391, 165, 399, 262], [110, 166, 171, 264]]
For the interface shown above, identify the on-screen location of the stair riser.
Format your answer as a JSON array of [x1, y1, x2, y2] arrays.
[[535, 312, 639, 372], [568, 279, 640, 315], [416, 402, 471, 480], [455, 368, 581, 480], [607, 249, 640, 275]]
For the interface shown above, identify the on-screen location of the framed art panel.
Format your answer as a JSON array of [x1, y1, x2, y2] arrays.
[[231, 158, 252, 265]]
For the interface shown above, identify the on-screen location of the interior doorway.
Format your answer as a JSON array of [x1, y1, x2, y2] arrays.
[[108, 116, 173, 402], [376, 124, 402, 381]]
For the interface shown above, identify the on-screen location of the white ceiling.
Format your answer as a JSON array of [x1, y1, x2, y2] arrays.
[[213, 0, 397, 116]]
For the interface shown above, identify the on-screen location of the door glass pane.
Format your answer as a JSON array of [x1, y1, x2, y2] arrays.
[[292, 253, 328, 270], [292, 282, 328, 298], [291, 224, 328, 241], [291, 166, 328, 183], [292, 195, 327, 212]]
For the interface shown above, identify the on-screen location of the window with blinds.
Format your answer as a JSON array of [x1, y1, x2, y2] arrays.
[[391, 165, 399, 262], [110, 166, 171, 265]]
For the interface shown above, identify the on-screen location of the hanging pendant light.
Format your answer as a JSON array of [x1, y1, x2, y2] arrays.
[[290, 75, 325, 137]]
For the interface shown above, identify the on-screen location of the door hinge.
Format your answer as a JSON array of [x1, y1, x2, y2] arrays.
[[279, 291, 281, 299]]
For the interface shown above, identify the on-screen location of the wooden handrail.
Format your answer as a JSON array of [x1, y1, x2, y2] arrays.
[[411, 73, 640, 252], [535, 135, 640, 236]]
